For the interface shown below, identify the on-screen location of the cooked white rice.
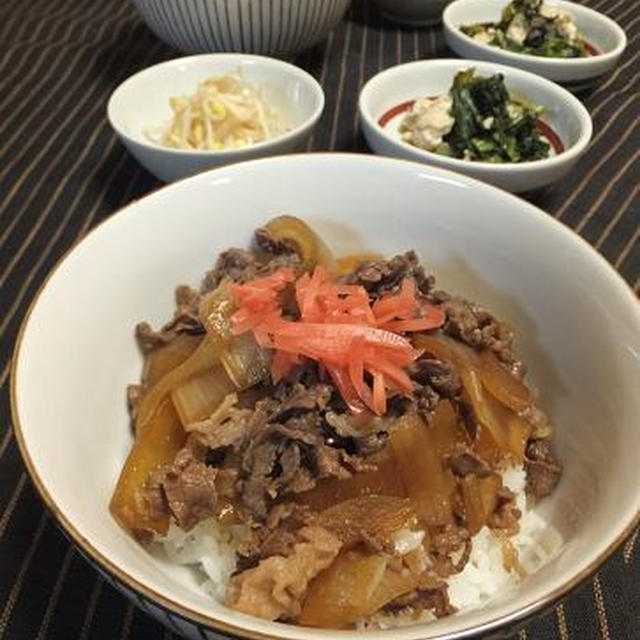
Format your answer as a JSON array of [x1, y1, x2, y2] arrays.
[[151, 466, 562, 624], [447, 467, 562, 612], [150, 519, 242, 602]]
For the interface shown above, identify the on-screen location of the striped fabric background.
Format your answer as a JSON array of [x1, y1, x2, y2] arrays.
[[0, 0, 638, 638]]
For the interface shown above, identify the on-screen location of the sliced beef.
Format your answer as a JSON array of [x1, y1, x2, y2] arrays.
[[241, 421, 313, 517], [222, 381, 380, 520], [144, 468, 170, 521], [448, 449, 491, 477], [384, 583, 455, 618], [388, 384, 440, 422], [415, 386, 441, 418], [525, 438, 562, 500], [386, 385, 439, 420], [343, 250, 435, 298], [202, 248, 261, 292], [259, 252, 304, 276], [254, 227, 297, 256], [225, 525, 342, 621], [175, 284, 202, 323], [264, 502, 313, 527], [324, 411, 389, 456], [430, 523, 471, 560], [201, 240, 304, 295], [394, 357, 463, 421], [214, 467, 239, 502], [143, 439, 219, 531], [135, 285, 204, 352], [283, 357, 322, 389], [430, 524, 472, 576], [162, 443, 219, 531], [408, 358, 461, 399], [189, 411, 251, 451], [240, 442, 284, 519], [488, 486, 521, 536], [126, 384, 144, 422], [240, 417, 355, 520], [270, 383, 333, 422], [186, 394, 254, 452], [237, 503, 319, 569], [441, 296, 524, 377], [386, 393, 418, 417]]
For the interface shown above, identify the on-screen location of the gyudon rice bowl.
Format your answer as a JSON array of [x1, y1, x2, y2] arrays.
[[111, 214, 563, 629], [13, 155, 639, 640]]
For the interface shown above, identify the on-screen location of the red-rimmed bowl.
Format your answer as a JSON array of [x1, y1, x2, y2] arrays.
[[358, 59, 592, 193]]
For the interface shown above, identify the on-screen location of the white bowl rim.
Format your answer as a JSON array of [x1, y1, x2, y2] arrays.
[[11, 152, 640, 640], [358, 58, 593, 173], [107, 53, 325, 158], [443, 0, 627, 68]]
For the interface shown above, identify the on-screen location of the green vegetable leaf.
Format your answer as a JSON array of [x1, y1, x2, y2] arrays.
[[442, 69, 550, 164]]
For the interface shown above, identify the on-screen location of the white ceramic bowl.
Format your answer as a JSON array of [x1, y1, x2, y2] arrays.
[[359, 58, 592, 193], [132, 0, 352, 57], [107, 54, 324, 182], [443, 0, 627, 86], [12, 153, 640, 640], [371, 0, 452, 26]]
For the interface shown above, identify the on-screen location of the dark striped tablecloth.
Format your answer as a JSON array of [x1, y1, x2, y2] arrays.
[[0, 0, 638, 638]]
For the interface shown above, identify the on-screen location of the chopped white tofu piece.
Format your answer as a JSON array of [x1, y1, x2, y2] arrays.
[[554, 10, 579, 42], [506, 13, 529, 45], [540, 5, 579, 42], [473, 29, 494, 45], [399, 94, 455, 152], [482, 116, 495, 130], [539, 5, 560, 20], [507, 102, 523, 120]]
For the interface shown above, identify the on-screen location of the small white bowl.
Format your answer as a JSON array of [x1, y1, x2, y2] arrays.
[[359, 58, 592, 193], [371, 0, 452, 26], [107, 53, 324, 182], [443, 0, 627, 86], [132, 0, 352, 58]]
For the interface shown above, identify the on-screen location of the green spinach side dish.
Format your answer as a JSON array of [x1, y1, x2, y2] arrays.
[[399, 69, 551, 164], [461, 0, 588, 59]]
